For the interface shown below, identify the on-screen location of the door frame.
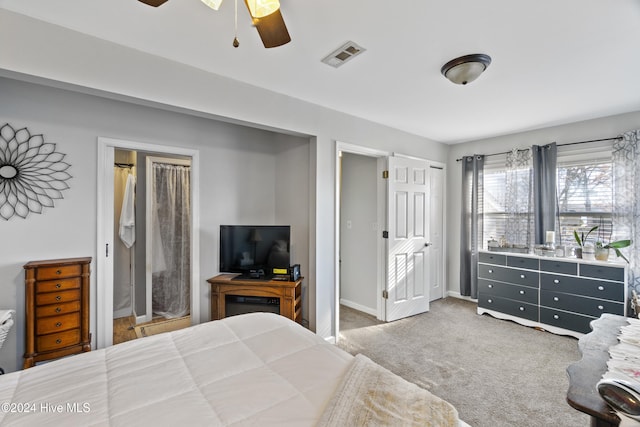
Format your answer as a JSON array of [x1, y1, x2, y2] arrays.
[[96, 137, 201, 349], [334, 141, 389, 341]]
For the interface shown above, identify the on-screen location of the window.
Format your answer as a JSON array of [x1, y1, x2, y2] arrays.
[[482, 153, 534, 249], [481, 141, 615, 250], [556, 142, 614, 246]]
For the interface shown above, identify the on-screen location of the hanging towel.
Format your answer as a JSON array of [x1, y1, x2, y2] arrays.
[[119, 174, 136, 248]]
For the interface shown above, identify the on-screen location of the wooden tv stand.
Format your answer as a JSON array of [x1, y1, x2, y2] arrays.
[[207, 274, 302, 324]]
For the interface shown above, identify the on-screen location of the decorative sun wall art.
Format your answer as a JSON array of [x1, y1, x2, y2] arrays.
[[0, 123, 72, 220]]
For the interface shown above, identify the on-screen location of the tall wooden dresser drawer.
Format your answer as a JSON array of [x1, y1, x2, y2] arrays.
[[37, 329, 81, 352], [36, 265, 82, 280], [36, 312, 81, 335], [36, 277, 81, 293]]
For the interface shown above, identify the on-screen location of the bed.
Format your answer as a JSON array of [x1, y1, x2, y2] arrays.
[[0, 312, 468, 426]]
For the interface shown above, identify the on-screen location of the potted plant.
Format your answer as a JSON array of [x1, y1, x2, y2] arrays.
[[574, 224, 631, 262], [594, 239, 631, 262], [573, 226, 598, 258]]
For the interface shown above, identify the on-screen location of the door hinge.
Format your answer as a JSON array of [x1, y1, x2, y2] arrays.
[[382, 290, 389, 299], [382, 231, 389, 239], [382, 170, 389, 179]]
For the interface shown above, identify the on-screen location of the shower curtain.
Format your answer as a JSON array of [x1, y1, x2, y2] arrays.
[[114, 167, 134, 317], [151, 162, 191, 318]]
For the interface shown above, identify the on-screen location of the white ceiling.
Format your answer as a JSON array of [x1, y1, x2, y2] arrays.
[[1, 0, 640, 144]]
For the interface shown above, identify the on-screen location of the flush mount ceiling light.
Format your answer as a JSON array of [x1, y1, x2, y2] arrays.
[[441, 54, 491, 85]]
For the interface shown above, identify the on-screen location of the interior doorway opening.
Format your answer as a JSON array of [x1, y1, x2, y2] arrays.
[[111, 150, 193, 345], [97, 137, 200, 349], [335, 142, 388, 342]]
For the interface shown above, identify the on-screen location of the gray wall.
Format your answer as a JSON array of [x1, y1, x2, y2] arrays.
[[339, 153, 378, 313], [446, 110, 640, 297], [0, 77, 310, 372]]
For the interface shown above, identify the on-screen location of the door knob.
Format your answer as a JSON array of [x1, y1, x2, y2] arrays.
[[425, 242, 432, 247]]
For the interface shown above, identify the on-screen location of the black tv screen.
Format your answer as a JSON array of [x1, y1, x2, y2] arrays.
[[219, 225, 291, 277]]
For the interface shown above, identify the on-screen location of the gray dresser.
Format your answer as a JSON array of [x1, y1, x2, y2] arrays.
[[477, 251, 627, 338]]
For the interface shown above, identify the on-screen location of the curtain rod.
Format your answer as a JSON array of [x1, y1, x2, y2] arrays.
[[455, 136, 622, 162]]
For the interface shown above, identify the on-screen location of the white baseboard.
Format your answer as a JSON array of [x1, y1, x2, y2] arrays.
[[446, 291, 478, 302], [339, 298, 377, 316]]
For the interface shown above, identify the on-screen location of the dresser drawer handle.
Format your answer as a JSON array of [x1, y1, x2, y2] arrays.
[[520, 274, 525, 279], [55, 322, 62, 327], [488, 269, 493, 273], [598, 305, 604, 310], [519, 290, 525, 295], [487, 299, 493, 303], [519, 306, 525, 311], [553, 296, 559, 302], [56, 283, 62, 288], [553, 279, 560, 284], [598, 286, 605, 291], [56, 339, 62, 344], [488, 284, 493, 288], [55, 307, 62, 313], [56, 270, 61, 275], [56, 296, 62, 301], [553, 314, 560, 320]]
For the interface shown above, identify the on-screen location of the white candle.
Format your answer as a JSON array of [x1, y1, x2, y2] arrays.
[[546, 231, 555, 243]]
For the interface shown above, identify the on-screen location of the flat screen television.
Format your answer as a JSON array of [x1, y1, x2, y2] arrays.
[[219, 225, 291, 278]]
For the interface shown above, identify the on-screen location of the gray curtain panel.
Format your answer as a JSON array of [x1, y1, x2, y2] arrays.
[[460, 155, 484, 298], [532, 143, 557, 245]]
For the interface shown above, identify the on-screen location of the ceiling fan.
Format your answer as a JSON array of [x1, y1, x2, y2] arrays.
[[137, 0, 291, 48]]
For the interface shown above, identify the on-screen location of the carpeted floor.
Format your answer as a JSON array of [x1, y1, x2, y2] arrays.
[[337, 298, 591, 427]]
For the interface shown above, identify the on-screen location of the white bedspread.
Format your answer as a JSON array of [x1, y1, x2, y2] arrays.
[[0, 313, 468, 426], [0, 313, 352, 426]]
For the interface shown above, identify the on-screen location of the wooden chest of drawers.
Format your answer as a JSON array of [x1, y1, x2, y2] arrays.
[[23, 257, 92, 368]]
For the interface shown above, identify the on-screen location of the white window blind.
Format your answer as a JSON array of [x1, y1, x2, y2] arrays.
[[481, 140, 615, 249], [556, 141, 614, 246]]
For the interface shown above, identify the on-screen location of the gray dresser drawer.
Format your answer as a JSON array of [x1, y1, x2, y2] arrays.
[[479, 252, 506, 265], [539, 307, 594, 334], [478, 294, 538, 322], [507, 256, 539, 270], [540, 290, 625, 318], [580, 264, 625, 282], [540, 259, 577, 275], [478, 279, 538, 304], [540, 273, 623, 302], [478, 264, 539, 288]]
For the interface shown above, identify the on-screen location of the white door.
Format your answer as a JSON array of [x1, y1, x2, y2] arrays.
[[429, 166, 445, 301], [385, 155, 430, 321]]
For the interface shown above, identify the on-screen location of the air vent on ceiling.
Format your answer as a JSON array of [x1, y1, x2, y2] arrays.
[[321, 41, 366, 68]]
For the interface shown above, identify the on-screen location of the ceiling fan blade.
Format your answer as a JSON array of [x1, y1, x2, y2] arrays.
[[244, 2, 291, 48], [137, 0, 170, 7]]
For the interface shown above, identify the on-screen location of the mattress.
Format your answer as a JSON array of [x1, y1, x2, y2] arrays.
[[0, 313, 467, 426]]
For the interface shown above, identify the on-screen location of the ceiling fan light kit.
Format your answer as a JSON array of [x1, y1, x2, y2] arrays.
[[246, 0, 280, 18], [139, 0, 290, 48], [201, 0, 224, 10], [441, 53, 491, 85]]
